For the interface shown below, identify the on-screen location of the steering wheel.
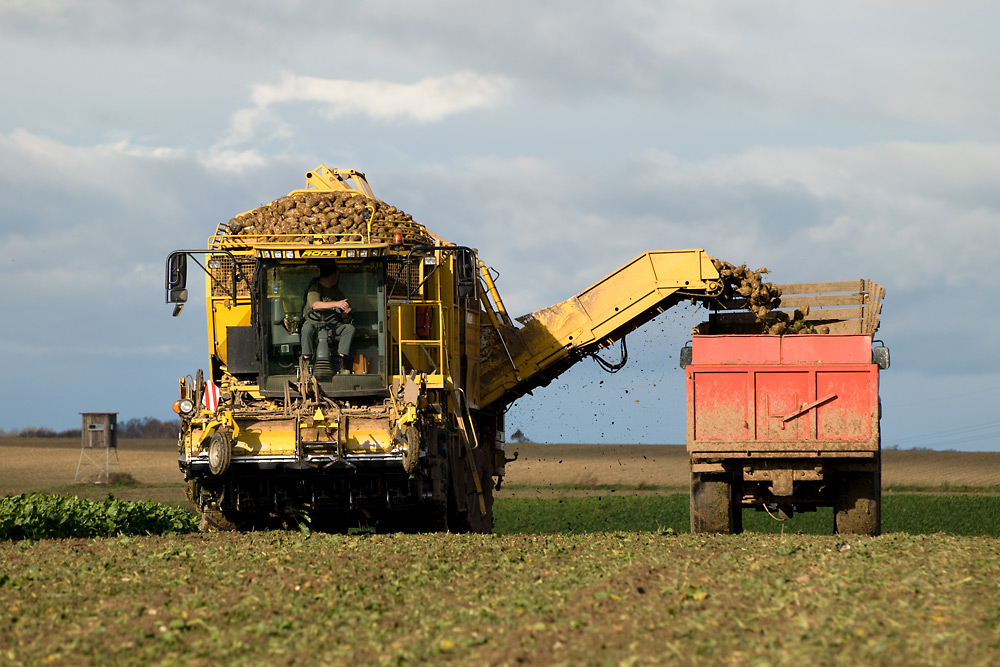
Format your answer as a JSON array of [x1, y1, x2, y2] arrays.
[[307, 307, 344, 324]]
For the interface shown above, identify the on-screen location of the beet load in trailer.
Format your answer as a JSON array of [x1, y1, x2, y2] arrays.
[[681, 280, 889, 536]]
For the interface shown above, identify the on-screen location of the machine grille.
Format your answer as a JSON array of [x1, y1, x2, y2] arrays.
[[209, 255, 256, 298], [387, 260, 422, 298]]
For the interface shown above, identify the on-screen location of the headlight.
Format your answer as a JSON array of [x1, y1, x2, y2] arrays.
[[208, 259, 222, 269], [173, 398, 196, 416]]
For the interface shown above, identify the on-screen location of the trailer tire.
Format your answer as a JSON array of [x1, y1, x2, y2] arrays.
[[690, 472, 742, 534], [833, 471, 881, 536]]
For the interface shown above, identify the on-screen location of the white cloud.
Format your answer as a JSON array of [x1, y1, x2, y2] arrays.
[[220, 71, 511, 144], [216, 71, 512, 149], [197, 147, 268, 174], [374, 141, 1000, 321], [5, 2, 998, 149], [251, 72, 511, 122]]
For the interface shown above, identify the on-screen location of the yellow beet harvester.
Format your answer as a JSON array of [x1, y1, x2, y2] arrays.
[[165, 165, 724, 532]]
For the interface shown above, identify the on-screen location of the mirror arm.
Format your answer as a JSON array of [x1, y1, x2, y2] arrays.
[[164, 249, 246, 305]]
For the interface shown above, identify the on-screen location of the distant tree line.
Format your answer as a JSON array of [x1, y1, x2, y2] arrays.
[[0, 417, 180, 439]]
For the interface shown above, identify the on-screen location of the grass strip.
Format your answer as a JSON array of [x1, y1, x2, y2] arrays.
[[494, 493, 1000, 536]]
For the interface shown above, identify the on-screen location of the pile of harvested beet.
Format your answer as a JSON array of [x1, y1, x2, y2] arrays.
[[711, 258, 815, 334], [225, 191, 434, 246]]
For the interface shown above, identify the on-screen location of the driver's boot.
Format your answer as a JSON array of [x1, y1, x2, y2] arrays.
[[337, 354, 352, 375]]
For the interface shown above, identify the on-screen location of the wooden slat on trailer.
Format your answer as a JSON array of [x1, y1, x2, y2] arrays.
[[705, 279, 883, 335]]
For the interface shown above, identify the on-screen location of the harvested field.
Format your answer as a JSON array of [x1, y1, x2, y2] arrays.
[[3, 438, 999, 664], [0, 438, 184, 506], [2, 531, 999, 665], [3, 439, 998, 505], [500, 442, 1000, 494], [501, 443, 691, 493], [881, 448, 1000, 489]]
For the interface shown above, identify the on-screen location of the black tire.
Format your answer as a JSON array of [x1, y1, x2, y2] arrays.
[[401, 426, 420, 474], [208, 431, 232, 476], [446, 447, 494, 534], [833, 471, 881, 536], [198, 508, 240, 531], [183, 479, 202, 510], [690, 472, 741, 534]]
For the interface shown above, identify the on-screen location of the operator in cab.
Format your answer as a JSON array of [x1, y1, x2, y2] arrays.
[[300, 263, 355, 374]]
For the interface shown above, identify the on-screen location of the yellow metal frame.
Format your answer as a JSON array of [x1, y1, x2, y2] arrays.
[[392, 301, 446, 388], [299, 165, 375, 197], [478, 249, 722, 406], [478, 261, 512, 328]]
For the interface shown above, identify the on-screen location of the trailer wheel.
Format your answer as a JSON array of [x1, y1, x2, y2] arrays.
[[833, 471, 881, 536], [690, 473, 741, 534]]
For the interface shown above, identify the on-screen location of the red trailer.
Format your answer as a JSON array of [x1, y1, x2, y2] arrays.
[[681, 281, 888, 535]]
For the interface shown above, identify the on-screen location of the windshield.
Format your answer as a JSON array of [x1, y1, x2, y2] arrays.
[[261, 259, 386, 395]]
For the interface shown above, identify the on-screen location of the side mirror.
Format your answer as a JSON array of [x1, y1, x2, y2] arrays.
[[872, 343, 890, 370], [456, 248, 477, 299], [166, 252, 189, 304], [679, 345, 693, 369]]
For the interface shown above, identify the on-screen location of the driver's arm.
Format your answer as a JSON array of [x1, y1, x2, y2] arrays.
[[306, 291, 351, 313]]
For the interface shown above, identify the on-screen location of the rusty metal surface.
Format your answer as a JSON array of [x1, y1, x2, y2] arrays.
[[691, 334, 875, 365], [686, 334, 882, 456], [690, 450, 878, 459]]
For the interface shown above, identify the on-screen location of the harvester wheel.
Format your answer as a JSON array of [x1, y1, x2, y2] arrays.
[[690, 472, 742, 534], [199, 509, 240, 531], [833, 471, 881, 536], [446, 439, 494, 534], [208, 431, 232, 476], [184, 480, 202, 509], [401, 426, 420, 474]]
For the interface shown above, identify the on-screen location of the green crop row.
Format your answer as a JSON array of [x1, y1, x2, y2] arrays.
[[0, 493, 198, 541], [3, 492, 997, 541], [493, 493, 1000, 536]]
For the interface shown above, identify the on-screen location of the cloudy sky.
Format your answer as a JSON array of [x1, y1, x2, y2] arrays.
[[1, 1, 997, 451]]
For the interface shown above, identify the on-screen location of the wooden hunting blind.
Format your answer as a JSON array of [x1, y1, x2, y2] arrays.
[[75, 413, 120, 482]]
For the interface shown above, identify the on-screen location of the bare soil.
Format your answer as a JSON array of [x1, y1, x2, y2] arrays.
[[2, 438, 997, 505], [499, 442, 1000, 496], [0, 437, 184, 505]]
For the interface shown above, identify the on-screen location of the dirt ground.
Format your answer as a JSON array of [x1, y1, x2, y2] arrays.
[[503, 442, 1000, 492], [0, 438, 184, 505], [2, 438, 997, 503]]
